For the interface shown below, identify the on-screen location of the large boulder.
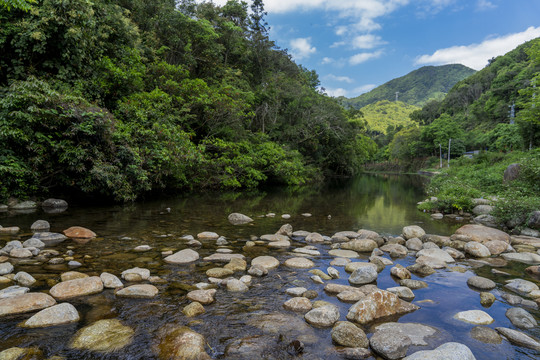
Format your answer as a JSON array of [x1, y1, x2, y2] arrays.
[[453, 224, 510, 244], [164, 249, 200, 264], [403, 342, 476, 360], [0, 292, 56, 316], [49, 276, 103, 300], [505, 307, 537, 329], [346, 290, 419, 324], [472, 205, 493, 216], [464, 242, 491, 258], [528, 211, 540, 230], [156, 327, 210, 360], [22, 302, 80, 327], [70, 319, 134, 352]]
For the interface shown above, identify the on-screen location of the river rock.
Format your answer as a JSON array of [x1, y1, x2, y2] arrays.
[[407, 263, 436, 275], [251, 256, 279, 270], [197, 231, 219, 240], [501, 252, 540, 265], [390, 265, 411, 280], [369, 327, 412, 360], [400, 279, 428, 289], [358, 229, 380, 239], [22, 302, 79, 328], [156, 327, 210, 360], [303, 232, 323, 243], [304, 304, 340, 327], [453, 310, 494, 325], [464, 242, 491, 258], [30, 220, 50, 232], [454, 224, 510, 244], [22, 238, 46, 249], [472, 205, 493, 215], [380, 244, 408, 257], [0, 262, 14, 275], [467, 276, 496, 290], [0, 285, 29, 299], [338, 290, 365, 303], [505, 307, 537, 329], [224, 258, 247, 272], [276, 223, 293, 237], [470, 326, 502, 344], [474, 214, 498, 228], [10, 200, 36, 210], [327, 266, 339, 279], [403, 342, 476, 360], [10, 248, 32, 258], [0, 292, 56, 316], [228, 213, 253, 225], [0, 226, 20, 235], [61, 271, 88, 282], [49, 276, 103, 300], [187, 289, 216, 305], [328, 249, 359, 258], [496, 327, 540, 351], [42, 198, 68, 209], [268, 239, 291, 248], [386, 286, 415, 301], [349, 265, 378, 285], [292, 230, 310, 238], [346, 290, 419, 324], [341, 239, 378, 252], [227, 279, 249, 292], [284, 257, 314, 269], [283, 297, 312, 312], [100, 272, 123, 288], [345, 262, 376, 273], [63, 226, 96, 239], [116, 284, 158, 298], [504, 278, 539, 296], [163, 248, 200, 264], [293, 247, 320, 256], [13, 271, 36, 286], [416, 248, 455, 263], [183, 301, 205, 317], [480, 292, 496, 307], [286, 287, 307, 297], [203, 253, 244, 262], [71, 319, 134, 352], [406, 238, 423, 251], [30, 232, 67, 246], [247, 264, 268, 277], [331, 257, 351, 266], [483, 240, 508, 255], [503, 163, 521, 183], [121, 267, 150, 281], [206, 267, 234, 278], [0, 347, 43, 360], [331, 321, 368, 348], [402, 225, 425, 240]]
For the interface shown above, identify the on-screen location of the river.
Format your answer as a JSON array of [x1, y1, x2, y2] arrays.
[[0, 174, 538, 359]]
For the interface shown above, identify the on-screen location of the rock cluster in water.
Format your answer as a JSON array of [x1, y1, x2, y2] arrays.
[[0, 211, 539, 359]]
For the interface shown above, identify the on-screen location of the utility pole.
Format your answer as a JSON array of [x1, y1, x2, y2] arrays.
[[395, 92, 399, 102], [439, 143, 442, 169], [447, 139, 451, 168]]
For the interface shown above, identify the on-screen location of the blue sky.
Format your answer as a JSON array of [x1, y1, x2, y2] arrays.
[[205, 0, 540, 98]]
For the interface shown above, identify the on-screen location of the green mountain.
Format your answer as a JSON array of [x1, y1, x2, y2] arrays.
[[360, 100, 419, 134], [342, 64, 476, 109]]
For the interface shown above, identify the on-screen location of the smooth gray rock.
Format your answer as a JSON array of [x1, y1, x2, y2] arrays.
[[30, 232, 67, 246], [402, 225, 426, 240], [116, 284, 158, 298], [496, 327, 540, 351], [403, 342, 476, 360], [11, 201, 37, 210], [30, 220, 50, 232], [370, 328, 412, 360], [100, 272, 123, 288], [163, 249, 200, 264], [0, 285, 29, 299], [42, 198, 68, 208], [14, 271, 36, 287], [501, 252, 540, 265], [348, 265, 378, 285], [331, 321, 368, 348], [505, 307, 537, 329], [504, 279, 539, 296], [464, 242, 491, 258], [400, 279, 428, 289], [227, 213, 253, 225], [454, 310, 493, 325], [467, 276, 496, 290], [22, 238, 46, 249], [0, 262, 14, 275], [470, 326, 502, 344]]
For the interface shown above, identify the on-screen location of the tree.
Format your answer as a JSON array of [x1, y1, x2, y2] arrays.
[[0, 0, 36, 11]]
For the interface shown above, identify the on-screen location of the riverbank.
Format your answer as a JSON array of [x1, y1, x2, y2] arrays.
[[417, 150, 540, 236]]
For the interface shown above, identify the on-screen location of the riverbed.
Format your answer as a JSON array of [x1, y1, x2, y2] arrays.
[[0, 174, 538, 359]]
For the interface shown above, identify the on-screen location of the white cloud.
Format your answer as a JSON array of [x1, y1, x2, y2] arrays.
[[325, 87, 349, 97], [476, 0, 496, 11], [349, 50, 384, 65], [415, 26, 540, 70], [324, 74, 355, 83], [321, 57, 334, 64], [289, 37, 316, 60], [352, 34, 387, 49], [353, 84, 378, 95]]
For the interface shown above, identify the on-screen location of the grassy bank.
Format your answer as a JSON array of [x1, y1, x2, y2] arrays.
[[418, 150, 540, 230]]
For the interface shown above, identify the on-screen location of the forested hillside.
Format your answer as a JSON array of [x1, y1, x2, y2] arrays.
[[0, 0, 376, 202], [341, 64, 476, 109], [359, 100, 418, 135]]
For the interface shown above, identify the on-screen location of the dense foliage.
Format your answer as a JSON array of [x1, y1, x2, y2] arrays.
[[341, 64, 476, 109], [358, 100, 419, 135], [0, 0, 375, 202]]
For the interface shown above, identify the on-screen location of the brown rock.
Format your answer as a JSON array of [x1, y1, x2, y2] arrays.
[[0, 292, 56, 316], [454, 224, 510, 244], [63, 226, 96, 239], [186, 289, 216, 305], [49, 276, 103, 300], [346, 290, 419, 324], [157, 327, 210, 360]]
